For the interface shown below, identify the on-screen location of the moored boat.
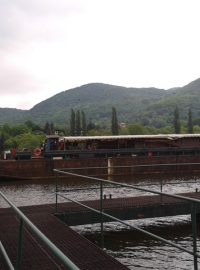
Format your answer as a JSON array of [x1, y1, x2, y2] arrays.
[[1, 134, 200, 180]]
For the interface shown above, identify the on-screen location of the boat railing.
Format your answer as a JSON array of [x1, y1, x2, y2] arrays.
[[54, 168, 200, 270], [44, 146, 200, 157], [0, 191, 80, 270]]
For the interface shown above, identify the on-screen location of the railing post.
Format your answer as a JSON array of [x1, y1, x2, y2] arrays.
[[160, 179, 163, 205], [16, 218, 24, 270], [191, 202, 198, 270], [55, 171, 58, 213], [100, 181, 104, 248]]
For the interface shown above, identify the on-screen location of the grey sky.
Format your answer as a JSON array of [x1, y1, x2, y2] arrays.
[[1, 0, 200, 109]]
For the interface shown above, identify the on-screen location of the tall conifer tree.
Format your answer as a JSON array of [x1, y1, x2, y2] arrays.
[[188, 108, 193, 134], [50, 122, 55, 134], [75, 110, 81, 136], [44, 121, 51, 135], [81, 110, 87, 135], [0, 133, 5, 151], [70, 109, 75, 136], [111, 107, 119, 135]]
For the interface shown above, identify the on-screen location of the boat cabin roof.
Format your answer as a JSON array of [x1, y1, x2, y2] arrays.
[[45, 134, 200, 143]]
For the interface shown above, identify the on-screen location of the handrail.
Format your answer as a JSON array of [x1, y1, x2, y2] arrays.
[[54, 169, 200, 203], [0, 241, 15, 270], [54, 168, 200, 270], [57, 192, 199, 258], [0, 191, 80, 270]]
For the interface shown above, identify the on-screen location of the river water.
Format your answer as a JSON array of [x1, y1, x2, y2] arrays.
[[1, 174, 200, 269]]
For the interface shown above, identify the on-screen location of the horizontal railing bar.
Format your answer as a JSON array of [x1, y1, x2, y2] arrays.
[[54, 169, 200, 204], [0, 241, 15, 270], [0, 191, 80, 270], [57, 193, 199, 258]]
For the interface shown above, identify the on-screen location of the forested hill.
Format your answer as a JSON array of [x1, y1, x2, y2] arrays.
[[1, 78, 200, 128], [29, 83, 166, 126]]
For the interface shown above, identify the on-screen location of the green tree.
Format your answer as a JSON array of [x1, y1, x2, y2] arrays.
[[128, 123, 146, 135], [70, 109, 75, 136], [2, 124, 12, 135], [25, 120, 42, 133], [187, 108, 193, 134], [75, 110, 81, 136], [174, 106, 181, 134], [0, 133, 6, 152], [44, 122, 51, 135], [193, 118, 200, 126], [87, 121, 96, 131], [0, 124, 31, 142], [158, 126, 173, 134], [81, 110, 87, 135], [111, 107, 119, 135], [4, 133, 45, 151], [4, 137, 18, 150], [193, 125, 200, 133], [10, 125, 29, 136], [50, 122, 55, 134]]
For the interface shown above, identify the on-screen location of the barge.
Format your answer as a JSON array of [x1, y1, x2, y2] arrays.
[[1, 134, 200, 180]]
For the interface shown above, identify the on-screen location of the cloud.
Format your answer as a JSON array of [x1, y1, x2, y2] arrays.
[[0, 0, 85, 108], [0, 65, 37, 94], [0, 0, 82, 47], [0, 0, 200, 109]]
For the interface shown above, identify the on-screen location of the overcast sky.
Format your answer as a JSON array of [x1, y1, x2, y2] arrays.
[[1, 0, 200, 109]]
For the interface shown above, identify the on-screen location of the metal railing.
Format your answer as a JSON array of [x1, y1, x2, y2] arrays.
[[0, 191, 80, 270], [0, 241, 15, 270], [54, 168, 200, 270]]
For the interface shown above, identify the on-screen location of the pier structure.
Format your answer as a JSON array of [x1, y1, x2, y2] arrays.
[[1, 168, 200, 269], [0, 192, 128, 270]]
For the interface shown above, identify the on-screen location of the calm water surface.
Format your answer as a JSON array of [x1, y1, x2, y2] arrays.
[[1, 174, 200, 269]]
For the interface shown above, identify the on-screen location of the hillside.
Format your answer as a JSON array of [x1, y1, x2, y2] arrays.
[[139, 79, 200, 127], [0, 108, 29, 125], [1, 78, 200, 128], [29, 83, 166, 126]]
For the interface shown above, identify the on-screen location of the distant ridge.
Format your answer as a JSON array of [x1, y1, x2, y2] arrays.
[[1, 78, 200, 127]]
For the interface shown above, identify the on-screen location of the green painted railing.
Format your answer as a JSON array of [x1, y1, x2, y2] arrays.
[[0, 241, 15, 270], [0, 191, 80, 270], [54, 168, 200, 270]]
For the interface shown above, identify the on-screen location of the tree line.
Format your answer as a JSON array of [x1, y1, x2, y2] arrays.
[[69, 106, 195, 136], [0, 105, 197, 152]]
